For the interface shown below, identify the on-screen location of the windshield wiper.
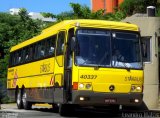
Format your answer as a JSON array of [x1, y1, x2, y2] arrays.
[[121, 61, 131, 71]]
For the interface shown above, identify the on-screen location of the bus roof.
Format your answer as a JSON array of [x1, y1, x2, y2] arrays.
[[10, 19, 139, 52]]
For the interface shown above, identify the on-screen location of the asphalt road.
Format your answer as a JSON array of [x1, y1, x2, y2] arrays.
[[0, 104, 160, 118]]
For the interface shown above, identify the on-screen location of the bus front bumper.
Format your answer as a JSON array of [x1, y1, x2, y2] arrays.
[[72, 90, 143, 106]]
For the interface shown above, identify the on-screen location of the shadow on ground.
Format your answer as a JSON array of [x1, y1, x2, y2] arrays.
[[32, 106, 160, 118]]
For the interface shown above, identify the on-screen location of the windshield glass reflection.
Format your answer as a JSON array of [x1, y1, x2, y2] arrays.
[[75, 29, 142, 69], [75, 29, 111, 67]]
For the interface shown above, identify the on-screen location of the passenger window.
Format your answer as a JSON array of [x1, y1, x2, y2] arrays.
[[34, 43, 39, 59], [48, 36, 56, 56], [18, 50, 22, 64], [13, 52, 16, 66], [28, 46, 33, 61], [37, 42, 42, 59], [40, 41, 45, 57], [15, 52, 19, 65], [56, 31, 65, 55], [21, 49, 26, 63], [25, 47, 29, 62]]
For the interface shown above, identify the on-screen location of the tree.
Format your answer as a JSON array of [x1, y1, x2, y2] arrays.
[[119, 0, 159, 16], [0, 9, 43, 103], [40, 12, 56, 19]]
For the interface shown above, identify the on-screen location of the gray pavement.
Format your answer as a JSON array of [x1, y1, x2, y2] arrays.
[[0, 104, 160, 118]]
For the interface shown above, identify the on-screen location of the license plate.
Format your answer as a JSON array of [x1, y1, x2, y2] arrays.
[[105, 98, 116, 103]]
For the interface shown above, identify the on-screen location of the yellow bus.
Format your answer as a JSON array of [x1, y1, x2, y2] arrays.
[[7, 19, 144, 116]]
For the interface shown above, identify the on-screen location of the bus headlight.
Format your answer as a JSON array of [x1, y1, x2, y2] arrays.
[[79, 83, 84, 89], [85, 84, 92, 89], [131, 86, 136, 91], [136, 86, 141, 91], [78, 83, 92, 90], [131, 85, 142, 92]]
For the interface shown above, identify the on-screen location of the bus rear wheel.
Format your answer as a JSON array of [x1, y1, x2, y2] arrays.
[[16, 89, 23, 109], [22, 89, 32, 110]]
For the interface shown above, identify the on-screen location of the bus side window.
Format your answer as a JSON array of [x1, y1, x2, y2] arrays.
[[48, 36, 56, 56], [28, 46, 33, 61], [25, 47, 29, 62], [15, 52, 19, 65], [18, 50, 22, 64], [40, 41, 45, 57], [22, 49, 26, 64], [34, 43, 39, 60], [37, 42, 42, 59], [13, 52, 16, 66], [56, 31, 65, 56]]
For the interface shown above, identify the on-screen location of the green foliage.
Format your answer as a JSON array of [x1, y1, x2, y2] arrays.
[[120, 0, 158, 16], [0, 9, 43, 102], [40, 12, 56, 18], [55, 3, 106, 21]]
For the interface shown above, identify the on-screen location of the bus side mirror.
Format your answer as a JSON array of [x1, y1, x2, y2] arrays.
[[71, 37, 76, 51]]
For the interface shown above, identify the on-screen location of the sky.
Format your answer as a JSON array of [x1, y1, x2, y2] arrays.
[[0, 0, 91, 14]]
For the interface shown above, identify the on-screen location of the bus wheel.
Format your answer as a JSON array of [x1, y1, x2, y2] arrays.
[[22, 89, 32, 110], [16, 89, 23, 109], [52, 104, 59, 113], [59, 104, 67, 116], [59, 104, 75, 116]]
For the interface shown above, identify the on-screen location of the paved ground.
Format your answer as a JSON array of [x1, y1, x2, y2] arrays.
[[0, 104, 160, 118]]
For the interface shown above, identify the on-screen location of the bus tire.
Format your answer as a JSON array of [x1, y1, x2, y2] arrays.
[[59, 104, 76, 116], [59, 104, 67, 116], [22, 89, 32, 110], [52, 104, 59, 113], [16, 89, 23, 109]]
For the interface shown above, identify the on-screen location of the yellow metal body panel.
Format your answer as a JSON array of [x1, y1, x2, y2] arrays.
[[7, 58, 55, 88], [72, 64, 143, 93]]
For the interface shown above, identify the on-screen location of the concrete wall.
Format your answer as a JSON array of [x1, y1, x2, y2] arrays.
[[124, 17, 160, 109]]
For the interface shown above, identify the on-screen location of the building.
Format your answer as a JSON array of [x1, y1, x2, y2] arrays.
[[9, 8, 56, 22], [91, 0, 124, 13], [123, 9, 160, 110]]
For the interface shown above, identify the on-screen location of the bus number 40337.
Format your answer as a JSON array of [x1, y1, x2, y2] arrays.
[[80, 75, 97, 79]]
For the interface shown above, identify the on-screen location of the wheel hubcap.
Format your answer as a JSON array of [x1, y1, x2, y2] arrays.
[[22, 92, 27, 106], [17, 92, 21, 105]]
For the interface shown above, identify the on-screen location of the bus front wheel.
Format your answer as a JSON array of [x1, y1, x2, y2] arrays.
[[59, 104, 75, 116], [16, 89, 23, 109]]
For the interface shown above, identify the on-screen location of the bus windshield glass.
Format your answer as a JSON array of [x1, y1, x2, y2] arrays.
[[75, 29, 142, 69], [111, 32, 142, 69], [75, 29, 111, 67]]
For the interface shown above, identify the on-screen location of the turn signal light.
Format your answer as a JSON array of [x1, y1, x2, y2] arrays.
[[73, 82, 78, 90]]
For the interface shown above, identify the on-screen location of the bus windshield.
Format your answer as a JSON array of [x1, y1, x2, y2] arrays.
[[75, 29, 142, 69]]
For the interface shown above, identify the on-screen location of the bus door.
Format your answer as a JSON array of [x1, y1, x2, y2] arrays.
[[64, 28, 75, 102], [54, 31, 66, 103]]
